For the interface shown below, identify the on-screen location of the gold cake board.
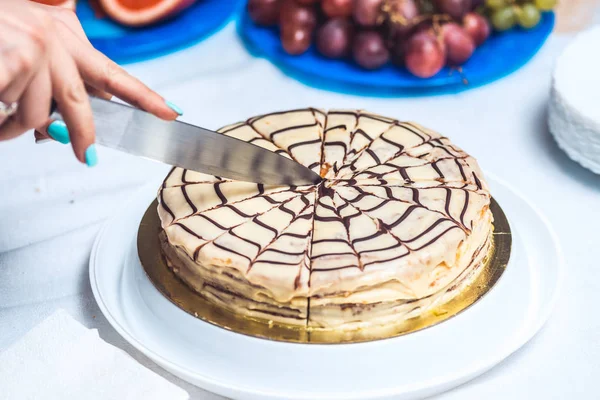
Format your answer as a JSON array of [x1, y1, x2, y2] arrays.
[[138, 199, 511, 344]]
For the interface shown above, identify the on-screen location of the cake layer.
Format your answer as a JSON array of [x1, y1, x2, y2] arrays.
[[157, 109, 494, 331], [160, 231, 308, 327], [309, 234, 492, 329]]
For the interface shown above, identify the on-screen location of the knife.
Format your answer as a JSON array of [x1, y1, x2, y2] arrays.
[[49, 97, 323, 186]]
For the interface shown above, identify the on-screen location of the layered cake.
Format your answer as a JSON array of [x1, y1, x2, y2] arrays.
[[157, 109, 494, 331]]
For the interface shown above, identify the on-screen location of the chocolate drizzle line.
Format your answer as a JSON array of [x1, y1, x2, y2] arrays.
[[247, 194, 315, 274], [188, 194, 305, 261], [247, 109, 323, 169], [340, 185, 471, 234], [180, 185, 198, 214], [335, 125, 432, 180], [269, 123, 318, 140]]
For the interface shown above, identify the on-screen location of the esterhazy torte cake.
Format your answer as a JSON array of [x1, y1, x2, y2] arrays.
[[157, 109, 494, 331]]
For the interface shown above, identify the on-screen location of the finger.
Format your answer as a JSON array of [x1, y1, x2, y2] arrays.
[[22, 67, 52, 132], [48, 32, 95, 165], [0, 11, 49, 128], [53, 21, 180, 120], [0, 43, 25, 128], [0, 32, 44, 130], [36, 6, 113, 100], [0, 63, 52, 141], [85, 83, 112, 101], [0, 42, 36, 103]]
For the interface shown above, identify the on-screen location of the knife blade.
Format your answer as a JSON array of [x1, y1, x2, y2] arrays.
[[49, 98, 323, 186]]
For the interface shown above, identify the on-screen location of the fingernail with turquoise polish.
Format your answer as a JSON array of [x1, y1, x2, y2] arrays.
[[47, 120, 70, 144], [165, 100, 183, 116], [85, 144, 98, 167]]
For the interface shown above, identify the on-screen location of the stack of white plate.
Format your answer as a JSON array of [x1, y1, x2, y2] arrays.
[[549, 26, 600, 174]]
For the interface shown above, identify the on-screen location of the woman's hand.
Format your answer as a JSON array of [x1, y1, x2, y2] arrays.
[[0, 0, 182, 166]]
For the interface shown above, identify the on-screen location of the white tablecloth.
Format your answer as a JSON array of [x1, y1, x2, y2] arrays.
[[1, 23, 599, 399]]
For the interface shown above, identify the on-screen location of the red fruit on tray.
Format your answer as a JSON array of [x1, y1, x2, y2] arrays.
[[322, 0, 353, 18], [248, 0, 281, 26], [405, 30, 446, 78], [462, 12, 490, 46], [281, 26, 312, 55], [352, 31, 390, 69], [442, 22, 475, 65], [434, 0, 472, 19], [98, 0, 196, 26], [280, 0, 318, 30], [385, 0, 420, 37], [317, 18, 354, 59], [354, 0, 383, 27]]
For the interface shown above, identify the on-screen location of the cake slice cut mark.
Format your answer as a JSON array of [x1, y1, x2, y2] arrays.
[[316, 193, 362, 269], [323, 110, 360, 173], [219, 122, 293, 160], [343, 112, 398, 167], [158, 168, 177, 222], [194, 194, 308, 265], [331, 194, 411, 269], [247, 195, 313, 272], [334, 187, 465, 254], [343, 155, 477, 186], [354, 183, 487, 233], [337, 184, 470, 235], [335, 124, 443, 179], [354, 180, 486, 195], [332, 110, 360, 167], [336, 135, 460, 182], [166, 183, 305, 224], [165, 193, 303, 261], [250, 193, 316, 296], [308, 185, 412, 273], [309, 187, 361, 273], [317, 110, 329, 177], [248, 109, 323, 171], [162, 167, 231, 188], [473, 172, 483, 190]]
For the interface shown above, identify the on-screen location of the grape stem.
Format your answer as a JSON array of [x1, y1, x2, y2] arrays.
[[431, 14, 450, 45], [381, 0, 451, 29]]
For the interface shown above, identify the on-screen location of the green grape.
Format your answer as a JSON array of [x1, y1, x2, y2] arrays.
[[486, 0, 506, 9], [518, 3, 541, 28], [534, 0, 557, 11], [491, 6, 516, 31]]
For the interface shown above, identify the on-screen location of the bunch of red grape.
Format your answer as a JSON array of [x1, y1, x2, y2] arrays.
[[247, 0, 556, 78]]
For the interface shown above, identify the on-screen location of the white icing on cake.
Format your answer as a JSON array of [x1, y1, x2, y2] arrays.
[[157, 109, 494, 330]]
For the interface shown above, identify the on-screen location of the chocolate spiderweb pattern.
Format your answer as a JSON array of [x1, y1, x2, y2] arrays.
[[157, 109, 494, 330]]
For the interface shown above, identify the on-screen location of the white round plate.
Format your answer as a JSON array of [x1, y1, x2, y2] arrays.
[[90, 174, 563, 400]]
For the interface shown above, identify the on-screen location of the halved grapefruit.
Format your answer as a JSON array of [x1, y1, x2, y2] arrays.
[[98, 0, 196, 27], [30, 0, 76, 10]]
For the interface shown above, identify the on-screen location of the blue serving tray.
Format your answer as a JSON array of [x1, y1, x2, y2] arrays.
[[77, 0, 241, 64], [238, 11, 554, 96]]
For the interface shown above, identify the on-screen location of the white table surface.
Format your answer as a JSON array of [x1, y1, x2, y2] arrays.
[[1, 22, 599, 399]]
